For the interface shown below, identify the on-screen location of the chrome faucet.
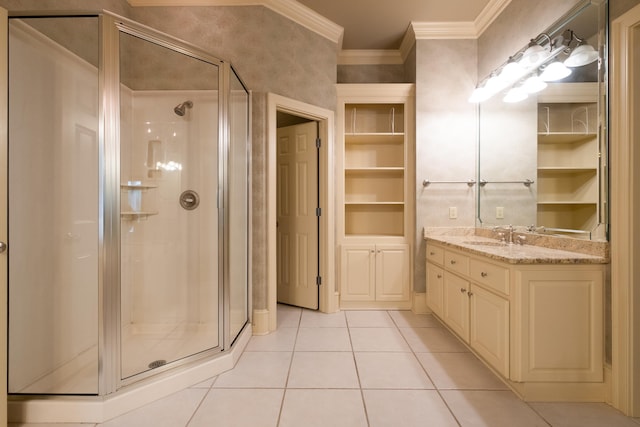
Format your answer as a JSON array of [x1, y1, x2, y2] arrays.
[[494, 224, 515, 244]]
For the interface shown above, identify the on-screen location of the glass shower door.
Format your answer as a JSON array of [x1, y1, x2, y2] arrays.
[[8, 16, 101, 394], [119, 31, 221, 380]]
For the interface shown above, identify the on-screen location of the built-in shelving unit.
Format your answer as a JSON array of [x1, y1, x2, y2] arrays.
[[536, 83, 599, 233], [337, 84, 415, 309]]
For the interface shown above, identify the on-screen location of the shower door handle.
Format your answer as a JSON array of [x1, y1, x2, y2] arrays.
[[0, 241, 6, 253]]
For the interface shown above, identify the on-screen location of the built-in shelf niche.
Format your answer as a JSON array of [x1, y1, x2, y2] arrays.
[[343, 102, 406, 238]]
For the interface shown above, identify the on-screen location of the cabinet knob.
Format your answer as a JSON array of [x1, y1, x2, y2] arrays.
[[467, 291, 474, 297], [430, 251, 436, 255], [460, 287, 467, 293], [370, 250, 375, 253], [450, 260, 456, 265], [481, 272, 488, 277], [437, 274, 442, 279]]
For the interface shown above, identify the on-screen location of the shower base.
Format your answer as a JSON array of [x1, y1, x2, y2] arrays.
[[8, 324, 252, 424], [121, 321, 219, 379]]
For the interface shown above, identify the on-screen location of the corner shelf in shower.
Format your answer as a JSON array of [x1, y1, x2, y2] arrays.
[[121, 211, 159, 220]]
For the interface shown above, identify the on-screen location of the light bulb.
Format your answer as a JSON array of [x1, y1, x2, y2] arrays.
[[539, 61, 571, 82], [519, 44, 547, 67], [522, 75, 547, 93], [503, 86, 528, 103], [564, 44, 599, 67]]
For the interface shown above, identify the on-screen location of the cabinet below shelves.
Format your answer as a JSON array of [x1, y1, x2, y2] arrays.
[[340, 243, 410, 306]]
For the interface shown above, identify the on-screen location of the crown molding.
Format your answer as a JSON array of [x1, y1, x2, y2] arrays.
[[127, 0, 511, 65], [338, 49, 403, 65], [126, 0, 344, 45], [398, 0, 511, 59], [263, 0, 343, 45], [474, 0, 512, 36]]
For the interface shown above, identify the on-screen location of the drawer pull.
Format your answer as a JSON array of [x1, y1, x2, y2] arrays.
[[437, 274, 442, 279], [481, 272, 488, 277], [460, 287, 467, 293], [450, 260, 457, 265], [430, 251, 436, 255]]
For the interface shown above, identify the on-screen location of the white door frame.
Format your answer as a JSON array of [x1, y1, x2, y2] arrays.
[[266, 93, 337, 332], [610, 3, 640, 417]]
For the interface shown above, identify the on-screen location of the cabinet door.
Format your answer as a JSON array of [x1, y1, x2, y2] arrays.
[[340, 245, 375, 301], [513, 268, 603, 382], [443, 272, 470, 342], [426, 261, 444, 317], [375, 244, 410, 301], [469, 284, 509, 377]]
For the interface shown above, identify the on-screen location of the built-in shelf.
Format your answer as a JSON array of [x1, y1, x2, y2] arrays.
[[121, 211, 159, 220], [121, 183, 158, 191], [537, 132, 597, 144], [337, 84, 414, 308]]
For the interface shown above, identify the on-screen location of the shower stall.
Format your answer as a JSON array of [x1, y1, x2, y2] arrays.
[[5, 10, 250, 403]]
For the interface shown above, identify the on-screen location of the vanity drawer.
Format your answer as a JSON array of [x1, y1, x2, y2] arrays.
[[444, 250, 469, 276], [426, 244, 444, 265], [469, 258, 510, 296]]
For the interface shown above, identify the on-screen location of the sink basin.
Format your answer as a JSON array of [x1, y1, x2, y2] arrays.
[[462, 241, 506, 247]]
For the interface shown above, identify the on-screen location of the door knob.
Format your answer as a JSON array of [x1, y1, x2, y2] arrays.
[[0, 241, 6, 253]]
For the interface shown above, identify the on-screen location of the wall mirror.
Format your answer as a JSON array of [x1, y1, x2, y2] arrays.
[[476, 0, 608, 241]]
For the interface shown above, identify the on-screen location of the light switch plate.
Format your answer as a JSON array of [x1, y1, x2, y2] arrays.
[[449, 207, 457, 219], [496, 206, 504, 219]]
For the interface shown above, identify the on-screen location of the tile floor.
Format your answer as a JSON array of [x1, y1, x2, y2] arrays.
[[10, 305, 640, 427]]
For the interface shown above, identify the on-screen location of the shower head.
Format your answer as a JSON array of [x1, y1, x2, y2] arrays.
[[174, 100, 193, 116]]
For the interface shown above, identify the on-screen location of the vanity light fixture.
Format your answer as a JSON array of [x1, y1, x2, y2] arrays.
[[469, 26, 599, 104]]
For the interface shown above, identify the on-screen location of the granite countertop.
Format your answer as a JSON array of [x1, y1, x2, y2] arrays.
[[424, 234, 609, 265]]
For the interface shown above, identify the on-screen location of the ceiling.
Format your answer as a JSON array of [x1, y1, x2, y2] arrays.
[[129, 0, 511, 53], [296, 0, 492, 50]]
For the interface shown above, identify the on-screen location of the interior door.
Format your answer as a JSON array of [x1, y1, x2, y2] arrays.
[[276, 121, 319, 309]]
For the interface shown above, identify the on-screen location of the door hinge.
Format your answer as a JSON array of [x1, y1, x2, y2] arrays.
[[316, 276, 322, 286], [316, 207, 321, 217], [316, 137, 321, 148]]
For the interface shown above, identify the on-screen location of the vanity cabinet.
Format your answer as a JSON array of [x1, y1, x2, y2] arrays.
[[337, 84, 415, 309], [426, 240, 604, 394], [430, 247, 510, 377], [340, 243, 410, 303], [537, 83, 599, 233]]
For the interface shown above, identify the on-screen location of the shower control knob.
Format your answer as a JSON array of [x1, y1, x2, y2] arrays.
[[180, 190, 200, 211], [0, 241, 6, 253]]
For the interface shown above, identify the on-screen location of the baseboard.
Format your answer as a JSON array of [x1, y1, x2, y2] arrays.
[[252, 308, 270, 335], [412, 292, 428, 314]]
